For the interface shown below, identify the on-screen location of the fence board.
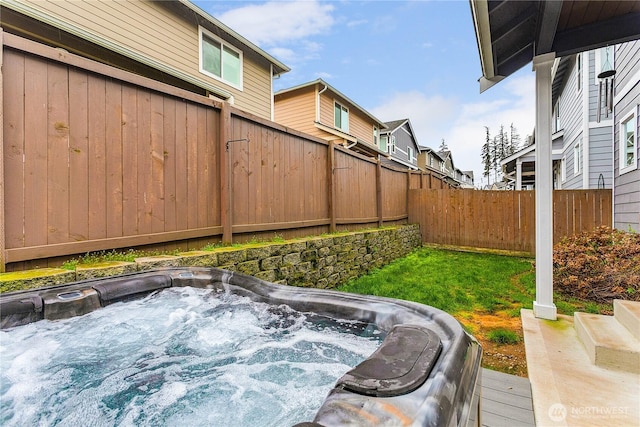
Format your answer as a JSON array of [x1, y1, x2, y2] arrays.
[[105, 80, 124, 238], [121, 84, 139, 236], [68, 69, 88, 243], [24, 54, 49, 248], [88, 75, 107, 240], [409, 189, 612, 253], [150, 92, 165, 233], [4, 49, 25, 249], [162, 97, 177, 233]]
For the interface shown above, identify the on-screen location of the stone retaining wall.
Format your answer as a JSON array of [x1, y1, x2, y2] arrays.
[[0, 225, 422, 293]]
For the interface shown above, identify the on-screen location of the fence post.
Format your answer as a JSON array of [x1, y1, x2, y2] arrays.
[[328, 141, 336, 232], [0, 29, 5, 272], [219, 102, 233, 244], [406, 170, 411, 219], [376, 160, 383, 227]]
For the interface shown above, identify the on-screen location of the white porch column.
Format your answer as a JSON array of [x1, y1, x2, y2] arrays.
[[533, 53, 557, 320], [516, 159, 523, 190]]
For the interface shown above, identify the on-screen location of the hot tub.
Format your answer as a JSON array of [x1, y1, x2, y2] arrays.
[[0, 267, 482, 426]]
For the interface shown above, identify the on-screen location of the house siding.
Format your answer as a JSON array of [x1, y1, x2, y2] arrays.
[[616, 41, 640, 93], [318, 91, 376, 145], [383, 123, 419, 169], [559, 58, 583, 143], [563, 135, 583, 189], [613, 52, 640, 232], [9, 0, 274, 119], [588, 50, 601, 122], [274, 88, 317, 136], [588, 126, 614, 188]]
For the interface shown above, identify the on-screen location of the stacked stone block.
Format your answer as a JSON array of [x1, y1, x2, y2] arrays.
[[0, 225, 422, 293]]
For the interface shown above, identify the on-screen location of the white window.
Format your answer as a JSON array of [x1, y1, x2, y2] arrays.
[[334, 102, 349, 133], [407, 147, 414, 162], [379, 135, 388, 153], [199, 27, 243, 89], [576, 53, 582, 92], [554, 99, 561, 132], [561, 157, 566, 182], [390, 135, 396, 154], [574, 141, 582, 175], [620, 110, 637, 174], [373, 126, 379, 147]]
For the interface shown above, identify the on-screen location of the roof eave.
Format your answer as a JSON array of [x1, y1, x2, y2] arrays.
[[470, 0, 502, 93]]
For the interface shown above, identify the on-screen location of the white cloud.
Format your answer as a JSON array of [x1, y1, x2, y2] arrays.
[[371, 73, 535, 187], [370, 91, 458, 147], [216, 1, 335, 46], [316, 71, 333, 80], [347, 19, 368, 28]]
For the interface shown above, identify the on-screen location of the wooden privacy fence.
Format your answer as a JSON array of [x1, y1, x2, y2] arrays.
[[408, 189, 613, 253], [1, 33, 452, 271]]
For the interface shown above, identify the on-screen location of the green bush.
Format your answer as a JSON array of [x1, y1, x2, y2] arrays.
[[553, 226, 640, 304]]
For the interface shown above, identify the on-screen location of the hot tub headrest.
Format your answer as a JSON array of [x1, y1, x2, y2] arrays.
[[0, 295, 44, 315], [92, 273, 172, 303], [336, 324, 442, 397], [0, 296, 45, 328]]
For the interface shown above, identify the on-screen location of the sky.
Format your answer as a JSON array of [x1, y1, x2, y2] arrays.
[[193, 0, 536, 187]]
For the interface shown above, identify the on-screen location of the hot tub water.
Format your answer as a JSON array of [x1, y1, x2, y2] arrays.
[[0, 287, 382, 427]]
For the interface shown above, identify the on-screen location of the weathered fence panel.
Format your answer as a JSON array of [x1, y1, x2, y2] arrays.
[[2, 33, 425, 270], [409, 189, 612, 253]]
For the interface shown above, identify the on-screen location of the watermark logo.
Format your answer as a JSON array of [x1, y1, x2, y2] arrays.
[[548, 403, 567, 422], [548, 403, 629, 423]]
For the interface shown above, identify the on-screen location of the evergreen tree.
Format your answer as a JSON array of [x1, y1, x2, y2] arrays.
[[509, 123, 521, 156], [481, 126, 492, 184], [438, 138, 448, 152], [491, 134, 500, 180]]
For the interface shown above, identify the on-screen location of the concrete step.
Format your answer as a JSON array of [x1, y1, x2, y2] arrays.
[[614, 299, 640, 340], [574, 311, 640, 374]]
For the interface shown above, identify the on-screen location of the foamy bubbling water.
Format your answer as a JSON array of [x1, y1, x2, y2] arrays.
[[0, 287, 382, 426]]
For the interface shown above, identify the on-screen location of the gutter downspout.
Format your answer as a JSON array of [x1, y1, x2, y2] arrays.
[[316, 83, 328, 123]]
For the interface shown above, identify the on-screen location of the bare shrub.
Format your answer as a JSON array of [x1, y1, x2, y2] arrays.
[[553, 226, 640, 303]]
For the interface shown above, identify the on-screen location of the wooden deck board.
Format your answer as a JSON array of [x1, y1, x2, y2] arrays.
[[470, 369, 536, 427]]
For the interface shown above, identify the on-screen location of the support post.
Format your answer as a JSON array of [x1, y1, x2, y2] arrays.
[[376, 160, 383, 227], [220, 102, 233, 244], [328, 141, 336, 233], [0, 29, 5, 272], [533, 53, 557, 320], [516, 159, 522, 190]]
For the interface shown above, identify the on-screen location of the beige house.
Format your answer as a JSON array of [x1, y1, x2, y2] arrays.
[[0, 0, 290, 120], [274, 79, 388, 158]]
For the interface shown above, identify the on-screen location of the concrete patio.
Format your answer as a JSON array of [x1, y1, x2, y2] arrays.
[[522, 308, 640, 426]]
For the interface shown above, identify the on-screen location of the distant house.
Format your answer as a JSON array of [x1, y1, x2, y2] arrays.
[[379, 119, 420, 170], [417, 147, 474, 187], [613, 40, 640, 232], [273, 79, 388, 158], [0, 0, 290, 120], [501, 47, 618, 190]]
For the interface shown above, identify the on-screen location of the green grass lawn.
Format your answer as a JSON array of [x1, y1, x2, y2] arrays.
[[338, 246, 611, 317]]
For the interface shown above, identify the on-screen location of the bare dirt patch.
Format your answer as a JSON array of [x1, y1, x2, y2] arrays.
[[456, 311, 528, 377]]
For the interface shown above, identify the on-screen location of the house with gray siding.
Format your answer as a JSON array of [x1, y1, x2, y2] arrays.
[[379, 119, 420, 170], [501, 46, 616, 191], [613, 40, 640, 232]]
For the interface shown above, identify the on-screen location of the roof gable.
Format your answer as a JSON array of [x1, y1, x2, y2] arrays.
[[275, 79, 388, 128]]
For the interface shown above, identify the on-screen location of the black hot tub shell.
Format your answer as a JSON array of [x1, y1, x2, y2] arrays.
[[0, 267, 482, 427]]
